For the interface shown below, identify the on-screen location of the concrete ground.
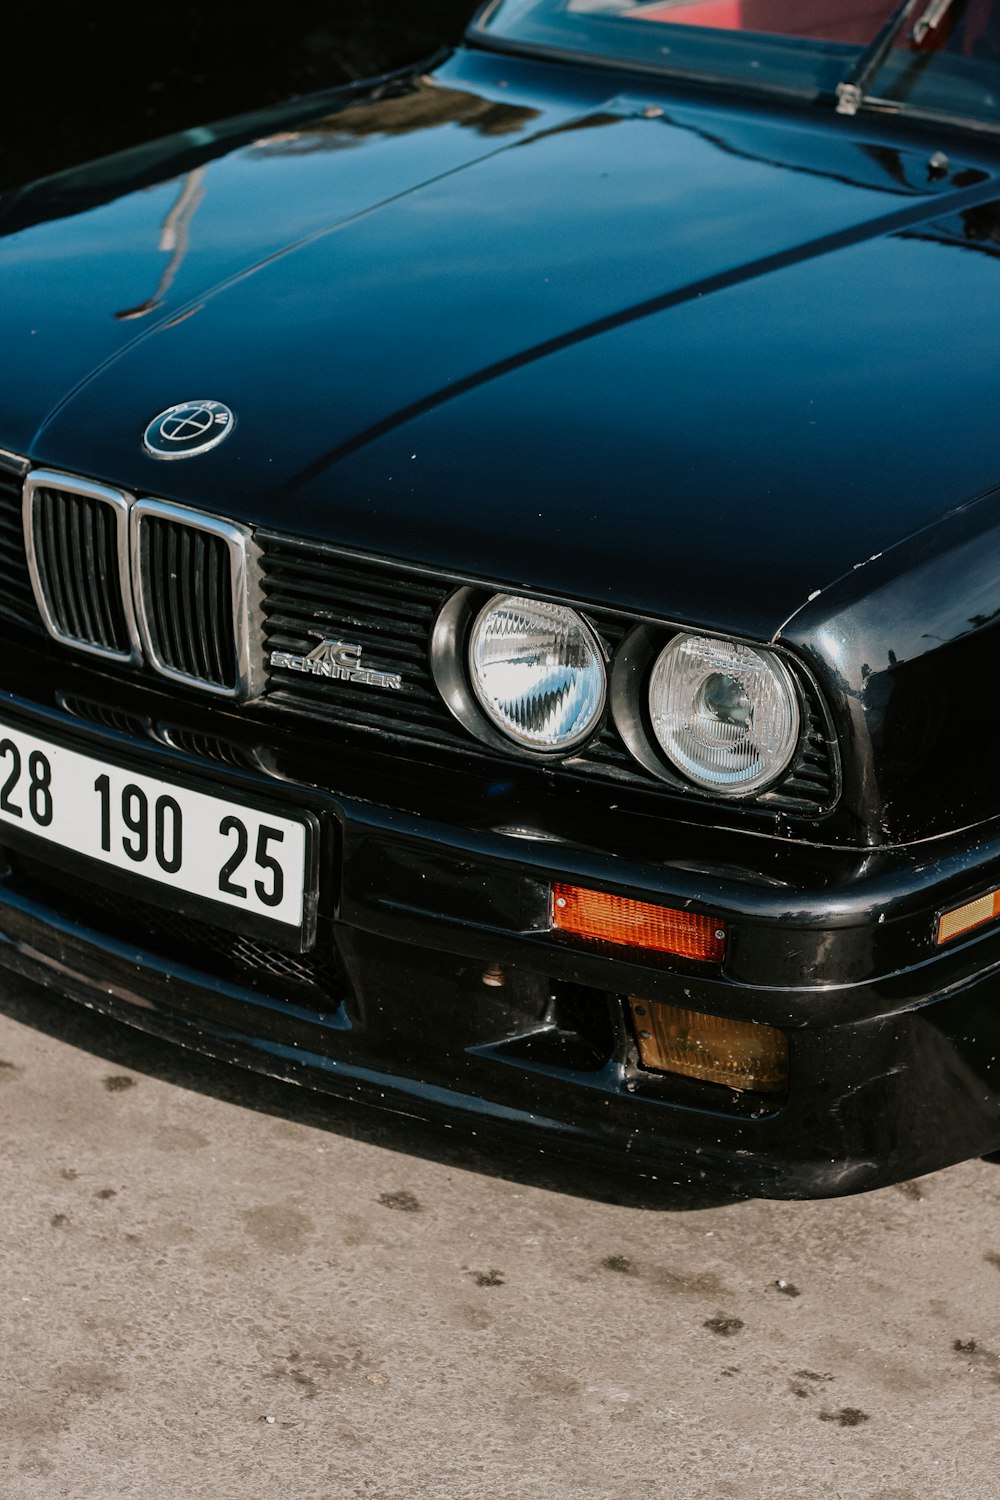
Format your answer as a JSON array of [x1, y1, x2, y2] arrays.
[[0, 977, 997, 1500]]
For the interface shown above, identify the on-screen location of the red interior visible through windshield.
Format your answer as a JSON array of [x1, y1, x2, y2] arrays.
[[627, 0, 898, 45]]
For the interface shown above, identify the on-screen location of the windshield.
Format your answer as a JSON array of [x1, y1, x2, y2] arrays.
[[474, 0, 1000, 124]]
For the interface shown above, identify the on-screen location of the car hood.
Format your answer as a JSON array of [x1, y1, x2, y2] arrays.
[[6, 49, 1000, 640]]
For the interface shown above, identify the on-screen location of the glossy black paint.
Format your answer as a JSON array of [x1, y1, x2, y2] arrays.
[[3, 49, 1000, 848], [1, 35, 1000, 1195]]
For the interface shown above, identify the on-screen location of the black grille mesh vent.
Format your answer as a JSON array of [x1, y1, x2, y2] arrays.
[[262, 535, 457, 747], [12, 851, 346, 1009], [30, 485, 132, 654], [259, 535, 837, 817], [0, 462, 39, 631], [139, 516, 236, 689], [158, 725, 261, 771], [57, 692, 150, 741]]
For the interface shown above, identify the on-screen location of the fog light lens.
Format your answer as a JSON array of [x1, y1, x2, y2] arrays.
[[629, 999, 788, 1093], [552, 884, 725, 961]]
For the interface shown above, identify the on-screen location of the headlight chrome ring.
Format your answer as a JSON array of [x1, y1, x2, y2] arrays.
[[430, 588, 607, 757], [648, 633, 800, 794]]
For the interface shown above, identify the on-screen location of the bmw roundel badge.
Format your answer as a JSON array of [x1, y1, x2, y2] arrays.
[[143, 399, 235, 459]]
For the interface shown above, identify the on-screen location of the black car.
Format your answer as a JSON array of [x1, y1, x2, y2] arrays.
[[0, 0, 999, 1198]]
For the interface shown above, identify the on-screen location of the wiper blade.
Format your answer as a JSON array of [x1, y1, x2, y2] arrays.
[[835, 0, 915, 115]]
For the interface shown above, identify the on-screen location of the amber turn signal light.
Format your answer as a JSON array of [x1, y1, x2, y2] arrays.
[[629, 999, 788, 1094], [551, 884, 725, 962], [937, 889, 1000, 945]]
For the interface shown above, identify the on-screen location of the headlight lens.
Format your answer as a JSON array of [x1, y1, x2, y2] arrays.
[[649, 634, 799, 794], [468, 594, 606, 751]]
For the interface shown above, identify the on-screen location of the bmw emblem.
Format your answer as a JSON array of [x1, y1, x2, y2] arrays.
[[143, 399, 235, 459]]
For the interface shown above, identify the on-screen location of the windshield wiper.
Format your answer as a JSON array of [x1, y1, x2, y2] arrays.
[[911, 0, 957, 45], [835, 0, 915, 114]]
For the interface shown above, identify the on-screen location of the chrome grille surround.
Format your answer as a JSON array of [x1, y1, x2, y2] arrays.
[[23, 469, 141, 666], [19, 470, 263, 699], [131, 498, 265, 700]]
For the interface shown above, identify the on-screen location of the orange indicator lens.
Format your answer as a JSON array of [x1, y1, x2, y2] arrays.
[[551, 883, 726, 962], [629, 999, 788, 1094], [937, 889, 1000, 945]]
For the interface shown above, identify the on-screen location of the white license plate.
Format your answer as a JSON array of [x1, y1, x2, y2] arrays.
[[0, 720, 309, 930]]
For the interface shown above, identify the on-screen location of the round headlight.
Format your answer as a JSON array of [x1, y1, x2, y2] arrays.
[[468, 594, 606, 752], [649, 634, 799, 794]]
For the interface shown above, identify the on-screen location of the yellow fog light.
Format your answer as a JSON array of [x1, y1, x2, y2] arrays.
[[629, 999, 788, 1094]]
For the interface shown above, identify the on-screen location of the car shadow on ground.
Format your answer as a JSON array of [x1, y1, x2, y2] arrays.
[[0, 975, 748, 1214]]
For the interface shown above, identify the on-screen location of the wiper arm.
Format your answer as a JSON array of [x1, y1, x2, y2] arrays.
[[835, 0, 915, 115], [911, 0, 956, 46]]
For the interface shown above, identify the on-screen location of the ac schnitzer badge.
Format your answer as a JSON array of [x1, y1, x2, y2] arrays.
[[143, 399, 235, 459], [270, 636, 403, 691]]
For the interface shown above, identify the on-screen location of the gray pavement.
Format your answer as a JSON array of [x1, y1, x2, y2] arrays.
[[0, 974, 998, 1500]]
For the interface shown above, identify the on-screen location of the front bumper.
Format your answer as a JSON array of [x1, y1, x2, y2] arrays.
[[1, 667, 1000, 1199]]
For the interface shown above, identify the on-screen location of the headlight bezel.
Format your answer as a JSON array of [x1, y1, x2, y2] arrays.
[[648, 633, 801, 795], [609, 624, 809, 800], [430, 586, 610, 759]]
